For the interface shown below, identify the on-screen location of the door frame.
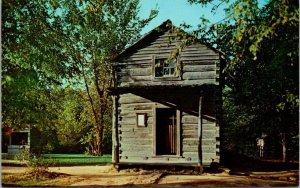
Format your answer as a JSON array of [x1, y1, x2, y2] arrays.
[[152, 104, 181, 157]]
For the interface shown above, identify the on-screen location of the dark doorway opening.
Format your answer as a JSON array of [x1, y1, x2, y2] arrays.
[[156, 108, 177, 155]]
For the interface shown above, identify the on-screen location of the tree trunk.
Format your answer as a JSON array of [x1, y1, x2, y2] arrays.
[[81, 60, 110, 156], [91, 113, 105, 156], [281, 132, 287, 162], [282, 142, 287, 162], [99, 124, 104, 155], [93, 121, 103, 156]]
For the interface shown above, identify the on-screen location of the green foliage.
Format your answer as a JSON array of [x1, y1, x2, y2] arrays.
[[14, 151, 52, 179], [2, 0, 73, 129], [55, 0, 157, 155], [276, 91, 299, 112], [189, 0, 299, 160], [55, 88, 91, 153], [31, 126, 59, 155], [15, 148, 31, 161], [3, 0, 157, 155], [28, 156, 51, 175]]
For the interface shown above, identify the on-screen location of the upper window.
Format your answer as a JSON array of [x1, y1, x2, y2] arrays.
[[154, 58, 177, 77]]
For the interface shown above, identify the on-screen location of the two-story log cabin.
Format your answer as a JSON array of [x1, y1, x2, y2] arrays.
[[110, 20, 224, 167]]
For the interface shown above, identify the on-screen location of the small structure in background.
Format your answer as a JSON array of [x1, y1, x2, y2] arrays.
[[256, 133, 267, 158], [5, 128, 30, 159]]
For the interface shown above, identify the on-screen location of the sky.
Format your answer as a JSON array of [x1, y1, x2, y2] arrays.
[[138, 0, 226, 34]]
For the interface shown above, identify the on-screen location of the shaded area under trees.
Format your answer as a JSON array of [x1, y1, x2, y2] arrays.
[[187, 0, 299, 162]]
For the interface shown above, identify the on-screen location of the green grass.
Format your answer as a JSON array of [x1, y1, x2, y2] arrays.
[[41, 154, 112, 166], [2, 153, 112, 166], [2, 153, 8, 159]]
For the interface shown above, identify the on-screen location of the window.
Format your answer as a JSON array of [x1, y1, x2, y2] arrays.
[[155, 58, 177, 77], [11, 132, 28, 145], [137, 113, 147, 127]]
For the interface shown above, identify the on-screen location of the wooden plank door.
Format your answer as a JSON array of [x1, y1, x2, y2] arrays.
[[156, 108, 177, 155]]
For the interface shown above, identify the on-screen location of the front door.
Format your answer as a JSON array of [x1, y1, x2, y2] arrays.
[[156, 108, 177, 155]]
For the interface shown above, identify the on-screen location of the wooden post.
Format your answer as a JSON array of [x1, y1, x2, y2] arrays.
[[112, 95, 119, 166], [197, 96, 203, 173]]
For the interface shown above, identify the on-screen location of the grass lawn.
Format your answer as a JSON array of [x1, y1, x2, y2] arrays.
[[2, 154, 112, 186], [41, 154, 112, 166], [2, 153, 112, 166]]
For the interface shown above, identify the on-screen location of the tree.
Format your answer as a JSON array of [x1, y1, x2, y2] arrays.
[[2, 0, 73, 129], [188, 0, 299, 161], [57, 0, 157, 155], [3, 0, 157, 156], [54, 88, 91, 153]]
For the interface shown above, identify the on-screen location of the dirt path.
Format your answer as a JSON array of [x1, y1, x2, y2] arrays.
[[2, 165, 299, 187], [158, 173, 298, 187]]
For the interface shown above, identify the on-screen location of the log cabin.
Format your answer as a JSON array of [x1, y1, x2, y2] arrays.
[[110, 20, 225, 167]]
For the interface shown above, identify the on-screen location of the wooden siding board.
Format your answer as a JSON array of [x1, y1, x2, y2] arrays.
[[181, 56, 220, 61], [119, 157, 192, 164], [118, 118, 153, 126], [182, 71, 216, 80], [182, 130, 198, 136], [120, 103, 153, 110], [182, 124, 198, 130], [119, 110, 152, 117], [183, 146, 216, 153], [133, 48, 177, 55], [182, 151, 198, 157], [120, 139, 152, 146], [202, 130, 217, 139], [183, 65, 216, 72], [119, 95, 152, 104], [122, 56, 152, 62], [202, 123, 217, 128], [182, 115, 198, 124], [118, 67, 152, 76], [120, 110, 152, 117], [120, 141, 152, 148], [181, 49, 216, 55], [117, 62, 152, 66], [119, 132, 152, 138], [120, 75, 153, 82], [182, 60, 218, 66], [120, 151, 153, 156], [202, 139, 217, 145], [183, 152, 217, 162], [183, 79, 218, 85], [119, 129, 151, 134]]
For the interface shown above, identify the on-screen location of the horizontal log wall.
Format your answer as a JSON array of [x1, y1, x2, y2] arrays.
[[116, 31, 220, 87], [118, 93, 220, 165], [181, 113, 219, 164], [118, 94, 153, 160]]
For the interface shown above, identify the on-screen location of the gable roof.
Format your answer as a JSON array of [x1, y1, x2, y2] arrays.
[[114, 19, 224, 62], [113, 19, 172, 61]]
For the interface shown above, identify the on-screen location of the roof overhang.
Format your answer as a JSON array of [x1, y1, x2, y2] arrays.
[[108, 84, 218, 95]]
